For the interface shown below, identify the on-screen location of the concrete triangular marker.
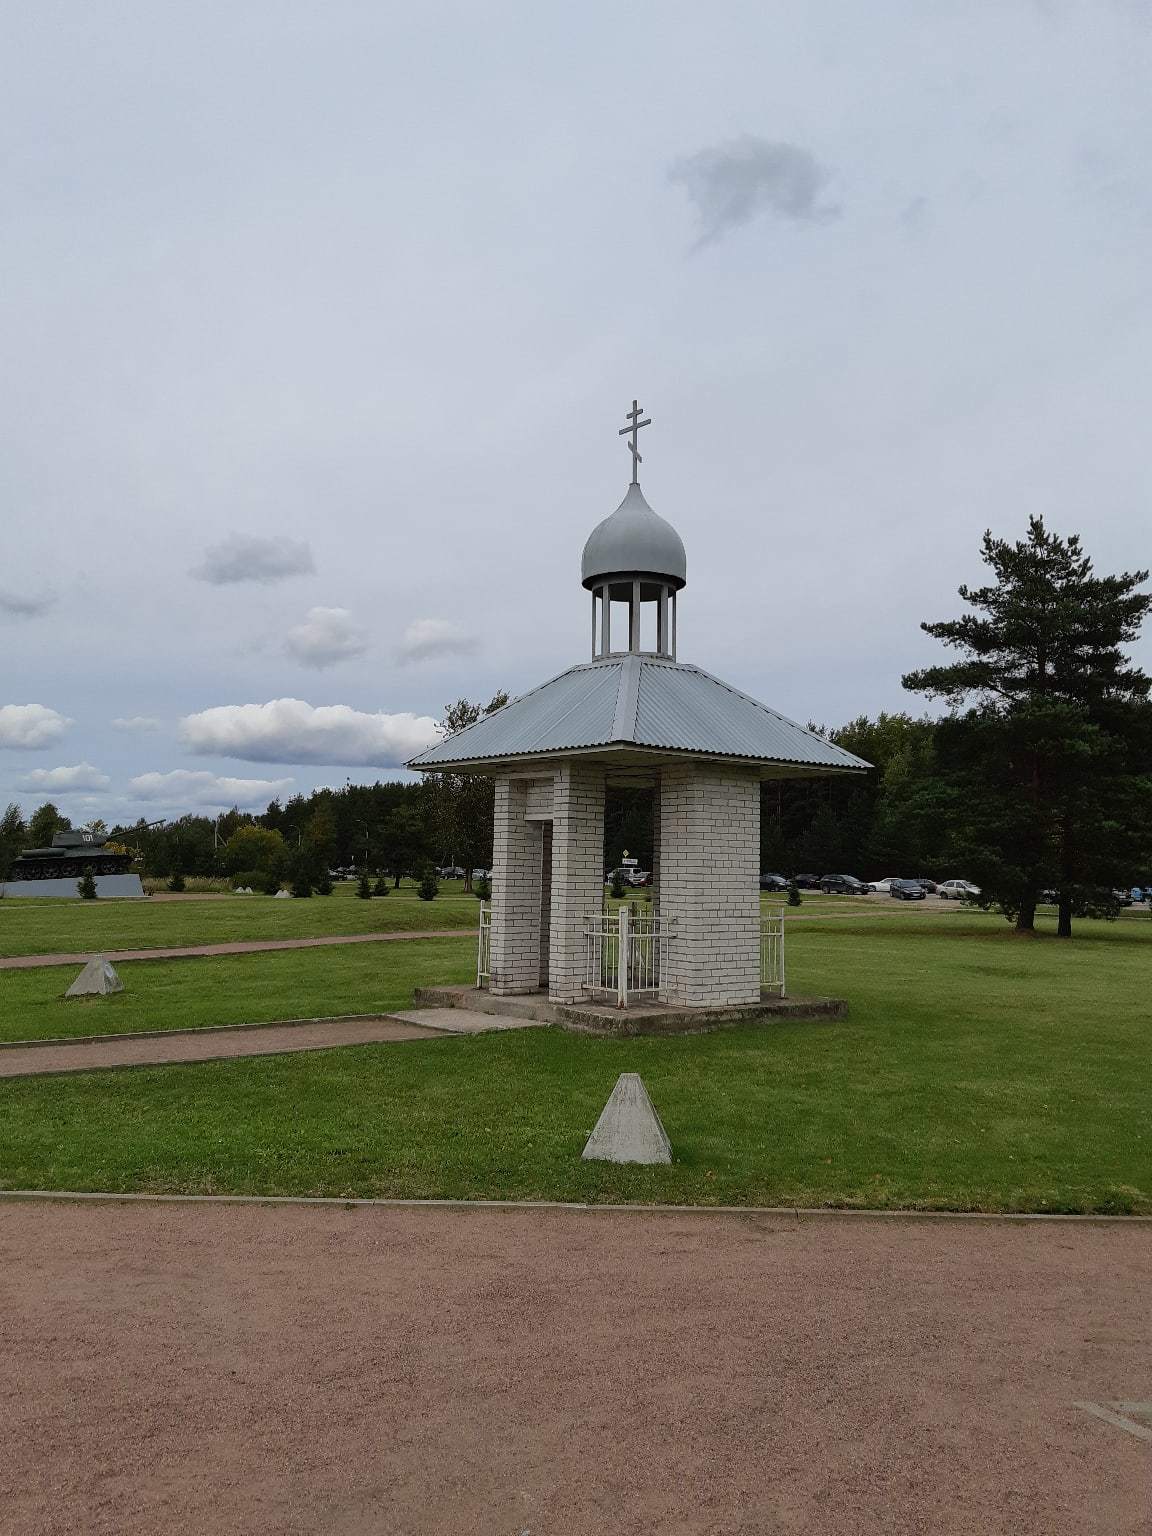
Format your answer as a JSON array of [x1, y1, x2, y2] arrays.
[[581, 1073, 672, 1164], [65, 955, 125, 999]]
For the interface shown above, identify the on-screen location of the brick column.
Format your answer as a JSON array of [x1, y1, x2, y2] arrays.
[[657, 763, 761, 1007], [489, 774, 544, 995], [548, 761, 606, 1003]]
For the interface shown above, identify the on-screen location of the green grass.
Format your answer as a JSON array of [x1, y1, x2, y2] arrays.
[[0, 938, 475, 1041], [1, 914, 1149, 1212], [0, 880, 478, 956]]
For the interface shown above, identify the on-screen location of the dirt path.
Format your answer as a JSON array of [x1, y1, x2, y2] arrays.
[[0, 1200, 1146, 1536], [0, 929, 467, 970]]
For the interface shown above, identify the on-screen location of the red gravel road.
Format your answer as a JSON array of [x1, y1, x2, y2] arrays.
[[0, 1200, 1148, 1535], [0, 929, 465, 969]]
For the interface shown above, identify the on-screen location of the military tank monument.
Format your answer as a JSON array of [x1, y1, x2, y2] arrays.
[[3, 828, 145, 899]]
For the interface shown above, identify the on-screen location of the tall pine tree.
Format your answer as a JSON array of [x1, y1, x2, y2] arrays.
[[904, 517, 1152, 935]]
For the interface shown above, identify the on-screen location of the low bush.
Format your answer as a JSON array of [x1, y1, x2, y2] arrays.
[[417, 867, 440, 902], [357, 872, 373, 900], [373, 877, 390, 897]]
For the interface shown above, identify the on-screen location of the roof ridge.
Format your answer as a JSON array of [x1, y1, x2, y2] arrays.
[[645, 657, 867, 768]]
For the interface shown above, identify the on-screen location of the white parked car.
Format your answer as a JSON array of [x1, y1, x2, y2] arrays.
[[868, 877, 902, 893], [938, 879, 981, 900]]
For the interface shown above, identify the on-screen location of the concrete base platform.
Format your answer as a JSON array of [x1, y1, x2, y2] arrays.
[[413, 985, 847, 1037]]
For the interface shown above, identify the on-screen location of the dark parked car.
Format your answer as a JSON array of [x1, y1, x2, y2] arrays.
[[820, 874, 871, 895], [759, 872, 789, 892], [910, 877, 938, 894], [889, 878, 927, 901], [791, 873, 822, 890]]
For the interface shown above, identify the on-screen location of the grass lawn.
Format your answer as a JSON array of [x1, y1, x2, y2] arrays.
[[0, 912, 1149, 1212], [0, 937, 475, 1041], [0, 880, 478, 956]]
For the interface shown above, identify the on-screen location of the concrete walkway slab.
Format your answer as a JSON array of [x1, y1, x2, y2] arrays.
[[387, 1006, 547, 1034], [0, 1015, 452, 1077]]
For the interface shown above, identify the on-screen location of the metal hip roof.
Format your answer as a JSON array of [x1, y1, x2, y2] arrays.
[[409, 655, 870, 774]]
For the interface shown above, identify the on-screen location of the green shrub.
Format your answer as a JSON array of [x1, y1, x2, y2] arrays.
[[417, 867, 439, 902], [78, 870, 98, 899], [314, 872, 333, 895], [787, 883, 802, 908], [291, 871, 313, 898], [473, 874, 491, 901], [230, 869, 262, 892], [609, 868, 627, 900], [167, 871, 186, 893], [373, 876, 390, 896], [357, 871, 373, 900], [258, 870, 283, 896]]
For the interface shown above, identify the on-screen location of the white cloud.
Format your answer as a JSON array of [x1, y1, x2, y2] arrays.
[[0, 704, 73, 750], [670, 136, 840, 245], [398, 617, 479, 664], [16, 762, 111, 792], [112, 715, 163, 732], [285, 606, 369, 669], [0, 587, 56, 618], [192, 534, 315, 585], [178, 698, 440, 766], [128, 769, 294, 808]]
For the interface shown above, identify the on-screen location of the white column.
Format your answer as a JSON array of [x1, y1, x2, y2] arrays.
[[548, 761, 606, 1003], [489, 774, 544, 995], [657, 762, 760, 1007]]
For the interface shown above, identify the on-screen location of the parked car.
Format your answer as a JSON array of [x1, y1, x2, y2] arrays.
[[889, 878, 927, 901], [820, 874, 871, 895], [627, 869, 652, 887], [938, 879, 980, 900], [911, 877, 938, 894], [868, 876, 902, 894], [791, 873, 822, 890], [759, 872, 789, 892]]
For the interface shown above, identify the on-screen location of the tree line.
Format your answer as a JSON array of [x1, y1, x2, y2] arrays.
[[3, 520, 1149, 935]]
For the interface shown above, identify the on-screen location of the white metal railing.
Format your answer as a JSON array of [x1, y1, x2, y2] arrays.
[[761, 910, 786, 997], [583, 907, 671, 1008], [476, 903, 492, 989]]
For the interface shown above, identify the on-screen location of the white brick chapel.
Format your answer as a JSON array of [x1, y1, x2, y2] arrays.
[[410, 403, 866, 1013]]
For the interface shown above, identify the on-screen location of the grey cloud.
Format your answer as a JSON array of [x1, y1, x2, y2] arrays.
[[284, 607, 369, 669], [178, 699, 440, 766], [397, 617, 479, 665], [16, 762, 111, 792], [0, 704, 72, 749], [669, 136, 840, 245], [0, 587, 56, 618], [128, 769, 294, 808], [192, 534, 315, 586], [112, 716, 164, 732]]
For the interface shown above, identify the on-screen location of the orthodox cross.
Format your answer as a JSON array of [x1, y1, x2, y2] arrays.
[[618, 398, 651, 484]]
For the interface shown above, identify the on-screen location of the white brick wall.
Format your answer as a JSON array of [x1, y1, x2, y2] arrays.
[[657, 762, 761, 1007], [548, 762, 606, 1003], [489, 775, 546, 994]]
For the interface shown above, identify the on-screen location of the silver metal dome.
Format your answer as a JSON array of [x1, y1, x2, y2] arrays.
[[581, 483, 687, 592]]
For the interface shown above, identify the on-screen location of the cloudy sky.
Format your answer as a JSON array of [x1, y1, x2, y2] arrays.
[[3, 1, 1150, 826]]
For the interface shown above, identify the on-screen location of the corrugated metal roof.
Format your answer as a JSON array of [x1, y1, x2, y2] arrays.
[[410, 656, 869, 774]]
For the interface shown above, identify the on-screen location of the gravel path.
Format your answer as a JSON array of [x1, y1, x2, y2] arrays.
[[0, 929, 467, 970], [0, 1199, 1147, 1535]]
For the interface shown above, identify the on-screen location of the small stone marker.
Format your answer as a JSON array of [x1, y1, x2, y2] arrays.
[[65, 956, 124, 999], [581, 1072, 672, 1165], [273, 889, 291, 898]]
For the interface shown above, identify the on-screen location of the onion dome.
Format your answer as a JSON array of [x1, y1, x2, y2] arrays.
[[581, 483, 687, 593]]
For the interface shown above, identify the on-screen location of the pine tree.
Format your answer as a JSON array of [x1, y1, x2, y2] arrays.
[[78, 870, 98, 899], [417, 867, 440, 902], [904, 517, 1152, 935], [357, 871, 373, 900]]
